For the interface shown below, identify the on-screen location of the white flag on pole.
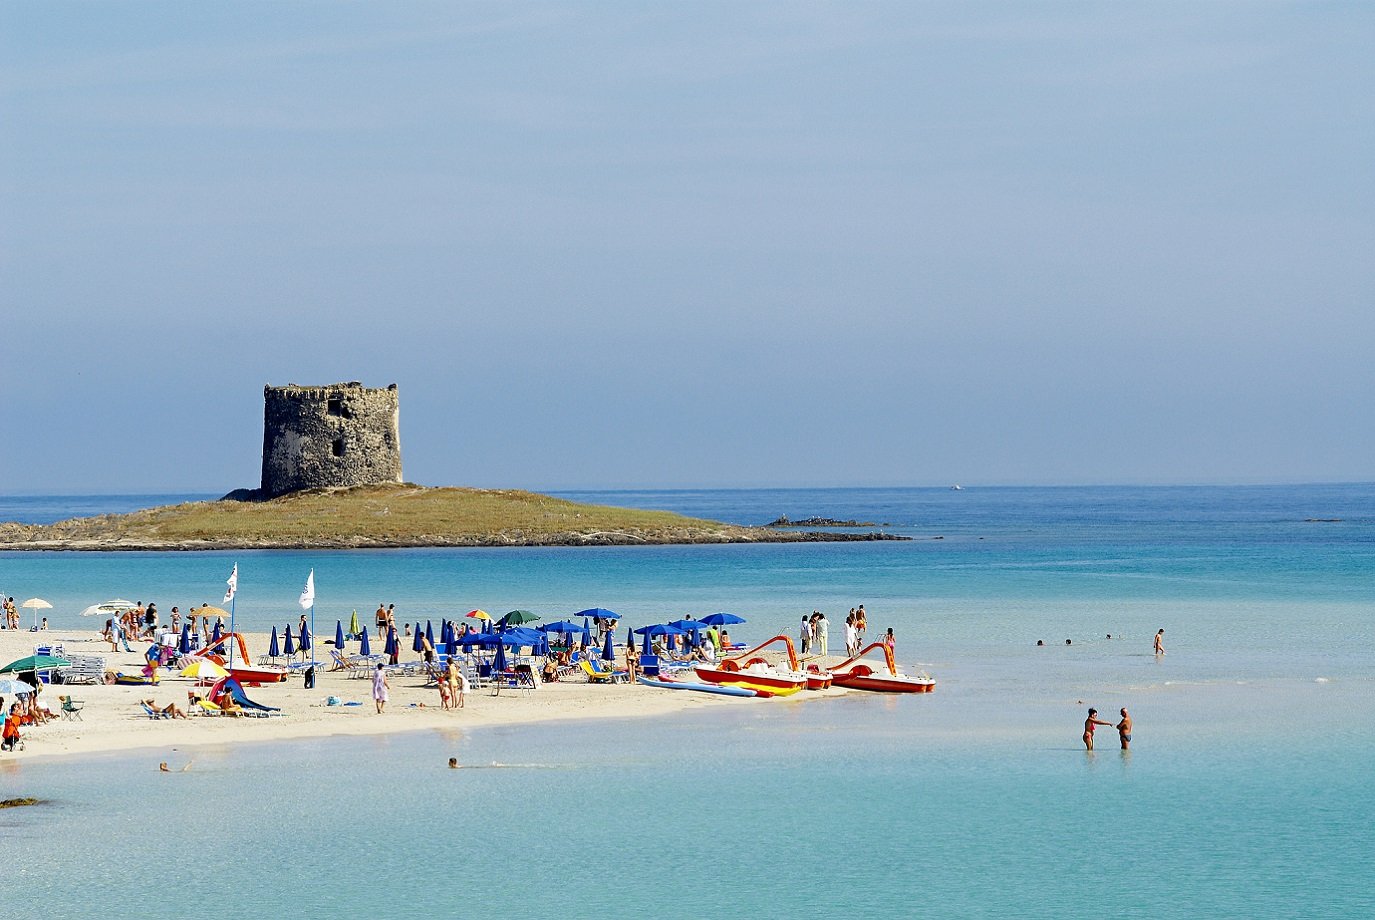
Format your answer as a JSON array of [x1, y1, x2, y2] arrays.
[[298, 569, 315, 610], [223, 563, 239, 604]]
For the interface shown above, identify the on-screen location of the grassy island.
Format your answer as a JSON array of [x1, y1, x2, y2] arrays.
[[0, 483, 907, 551]]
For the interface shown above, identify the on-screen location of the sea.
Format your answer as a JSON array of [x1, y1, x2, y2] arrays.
[[1, 485, 1372, 918]]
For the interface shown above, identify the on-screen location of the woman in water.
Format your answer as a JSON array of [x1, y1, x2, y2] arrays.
[[1083, 707, 1113, 751]]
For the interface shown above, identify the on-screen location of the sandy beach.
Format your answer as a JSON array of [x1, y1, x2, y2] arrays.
[[0, 627, 844, 763]]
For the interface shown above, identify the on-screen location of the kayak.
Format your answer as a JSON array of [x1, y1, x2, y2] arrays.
[[637, 675, 768, 698]]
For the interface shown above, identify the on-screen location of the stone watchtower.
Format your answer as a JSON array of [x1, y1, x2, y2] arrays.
[[259, 382, 402, 497]]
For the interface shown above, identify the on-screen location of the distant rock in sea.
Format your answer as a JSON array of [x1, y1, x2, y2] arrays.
[[766, 515, 880, 528]]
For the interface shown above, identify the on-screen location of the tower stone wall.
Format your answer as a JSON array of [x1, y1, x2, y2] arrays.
[[260, 382, 402, 497]]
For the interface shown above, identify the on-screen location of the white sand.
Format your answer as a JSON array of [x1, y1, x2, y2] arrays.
[[0, 628, 845, 763]]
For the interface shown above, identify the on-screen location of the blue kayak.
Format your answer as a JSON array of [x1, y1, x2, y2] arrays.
[[637, 675, 761, 697]]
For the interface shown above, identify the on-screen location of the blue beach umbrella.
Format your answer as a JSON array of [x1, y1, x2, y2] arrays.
[[625, 626, 634, 653], [539, 620, 584, 634], [358, 626, 371, 657], [669, 619, 711, 632], [283, 626, 295, 657], [384, 628, 397, 658], [602, 630, 615, 662], [574, 607, 620, 621], [581, 618, 592, 649], [267, 626, 280, 659], [300, 622, 312, 654], [179, 623, 192, 655], [412, 624, 425, 653], [211, 621, 223, 644], [445, 631, 458, 657], [335, 620, 345, 650], [700, 612, 746, 627], [426, 621, 435, 647], [493, 641, 507, 673]]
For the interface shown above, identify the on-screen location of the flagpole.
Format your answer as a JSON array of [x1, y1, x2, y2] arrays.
[[228, 593, 237, 670], [310, 601, 317, 671]]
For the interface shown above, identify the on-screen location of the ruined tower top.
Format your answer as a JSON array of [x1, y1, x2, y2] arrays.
[[259, 382, 402, 497]]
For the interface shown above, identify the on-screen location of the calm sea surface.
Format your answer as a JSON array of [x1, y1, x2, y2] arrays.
[[1, 486, 1372, 917]]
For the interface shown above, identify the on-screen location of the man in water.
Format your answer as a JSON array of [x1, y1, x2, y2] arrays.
[[1116, 708, 1132, 750], [1154, 629, 1165, 655], [1083, 707, 1113, 751]]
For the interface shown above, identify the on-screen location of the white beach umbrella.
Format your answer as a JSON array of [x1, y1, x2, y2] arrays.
[[21, 597, 52, 630], [80, 599, 137, 617], [179, 659, 227, 682]]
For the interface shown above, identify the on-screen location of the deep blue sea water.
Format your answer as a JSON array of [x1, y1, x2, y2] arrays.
[[1, 486, 1372, 917]]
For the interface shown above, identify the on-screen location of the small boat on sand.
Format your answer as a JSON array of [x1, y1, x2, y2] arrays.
[[193, 633, 289, 684], [637, 675, 772, 698], [694, 634, 810, 695], [828, 643, 935, 693]]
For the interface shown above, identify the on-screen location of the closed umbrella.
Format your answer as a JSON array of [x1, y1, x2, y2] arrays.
[[358, 626, 371, 657], [179, 623, 193, 655], [412, 625, 425, 653], [348, 610, 361, 638], [440, 621, 453, 645], [492, 640, 507, 673], [211, 621, 223, 644], [299, 622, 312, 654], [581, 619, 592, 649], [445, 631, 458, 658], [335, 620, 345, 650], [267, 626, 280, 659], [384, 628, 397, 657], [283, 626, 296, 657], [602, 629, 615, 663]]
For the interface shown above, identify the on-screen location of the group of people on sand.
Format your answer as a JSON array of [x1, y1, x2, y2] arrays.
[[1, 685, 59, 751], [101, 601, 232, 653], [2, 597, 20, 630], [801, 606, 883, 658], [370, 655, 468, 715]]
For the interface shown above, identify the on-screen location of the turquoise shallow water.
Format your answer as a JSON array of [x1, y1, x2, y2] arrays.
[[2, 486, 1374, 916]]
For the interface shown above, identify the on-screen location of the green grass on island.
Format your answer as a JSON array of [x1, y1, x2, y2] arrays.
[[0, 483, 900, 550]]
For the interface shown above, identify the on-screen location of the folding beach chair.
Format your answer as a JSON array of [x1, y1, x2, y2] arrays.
[[58, 695, 84, 721], [140, 702, 169, 720]]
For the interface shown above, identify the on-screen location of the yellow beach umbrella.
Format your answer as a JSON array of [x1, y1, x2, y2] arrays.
[[180, 659, 228, 681], [465, 609, 490, 621]]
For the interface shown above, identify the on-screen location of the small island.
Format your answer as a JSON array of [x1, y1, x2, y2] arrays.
[[766, 515, 881, 528], [0, 483, 908, 551]]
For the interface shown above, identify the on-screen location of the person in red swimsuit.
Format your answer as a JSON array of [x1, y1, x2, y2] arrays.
[[1083, 707, 1113, 751]]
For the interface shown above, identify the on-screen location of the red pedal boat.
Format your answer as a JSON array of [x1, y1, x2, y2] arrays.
[[829, 642, 935, 693], [194, 632, 289, 684], [694, 634, 810, 694]]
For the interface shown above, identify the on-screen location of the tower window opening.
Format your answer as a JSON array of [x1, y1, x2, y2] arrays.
[[332, 438, 345, 457], [327, 397, 343, 417]]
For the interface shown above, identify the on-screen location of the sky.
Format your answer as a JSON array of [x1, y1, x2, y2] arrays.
[[2, 2, 1373, 493]]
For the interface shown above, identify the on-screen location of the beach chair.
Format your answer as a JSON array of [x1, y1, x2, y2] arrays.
[[58, 695, 84, 721], [581, 658, 628, 684], [140, 701, 169, 720], [329, 650, 366, 676]]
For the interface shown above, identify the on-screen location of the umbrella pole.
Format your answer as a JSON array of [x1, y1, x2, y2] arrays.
[[310, 602, 316, 672], [228, 594, 236, 671]]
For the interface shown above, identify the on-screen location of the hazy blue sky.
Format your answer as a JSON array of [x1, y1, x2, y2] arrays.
[[2, 2, 1372, 492]]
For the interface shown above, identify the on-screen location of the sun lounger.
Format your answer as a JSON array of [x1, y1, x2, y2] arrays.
[[56, 654, 107, 685], [581, 659, 629, 684], [140, 701, 170, 720]]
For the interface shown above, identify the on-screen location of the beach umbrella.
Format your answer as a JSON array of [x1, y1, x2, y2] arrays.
[[700, 612, 746, 627], [581, 619, 592, 649], [602, 629, 615, 663], [445, 631, 458, 658], [384, 628, 398, 658], [0, 654, 70, 674], [359, 626, 371, 657], [334, 620, 345, 649], [180, 659, 227, 681], [493, 640, 507, 673], [197, 605, 231, 621], [426, 621, 435, 647], [211, 621, 223, 644], [412, 624, 425, 653], [348, 610, 361, 638], [669, 619, 712, 632], [268, 626, 280, 659], [0, 678, 36, 697], [465, 609, 490, 621], [21, 597, 52, 630], [574, 607, 620, 622], [283, 626, 296, 657], [538, 620, 584, 634], [79, 599, 136, 617], [299, 622, 312, 654], [440, 620, 453, 645]]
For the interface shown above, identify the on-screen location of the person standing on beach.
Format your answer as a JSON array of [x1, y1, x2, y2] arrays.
[[815, 612, 829, 656], [882, 628, 895, 652], [1083, 707, 1113, 751], [375, 603, 387, 633], [844, 615, 858, 657], [1116, 708, 1132, 750], [855, 605, 867, 644], [372, 663, 390, 714], [799, 615, 810, 655], [1154, 629, 1165, 656]]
